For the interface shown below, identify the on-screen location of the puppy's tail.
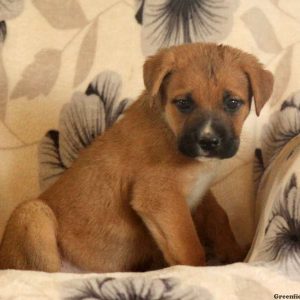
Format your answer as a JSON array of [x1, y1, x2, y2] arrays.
[[38, 71, 130, 191]]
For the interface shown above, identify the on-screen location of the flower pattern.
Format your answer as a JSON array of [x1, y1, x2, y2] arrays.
[[137, 0, 238, 56], [62, 276, 212, 300], [249, 90, 300, 278], [1, 0, 300, 297], [38, 71, 129, 191], [260, 91, 300, 170], [263, 173, 300, 267]]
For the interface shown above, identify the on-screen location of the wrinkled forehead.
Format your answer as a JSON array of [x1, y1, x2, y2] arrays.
[[166, 55, 249, 102]]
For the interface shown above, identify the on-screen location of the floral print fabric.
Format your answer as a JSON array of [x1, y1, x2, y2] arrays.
[[0, 0, 300, 297], [248, 91, 300, 279], [0, 264, 299, 299]]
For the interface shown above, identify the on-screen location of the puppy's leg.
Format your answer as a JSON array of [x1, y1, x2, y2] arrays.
[[132, 182, 205, 266], [193, 190, 245, 264], [0, 200, 61, 272]]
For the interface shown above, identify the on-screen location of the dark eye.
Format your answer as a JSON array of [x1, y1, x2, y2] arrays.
[[173, 98, 195, 113], [223, 97, 244, 113]]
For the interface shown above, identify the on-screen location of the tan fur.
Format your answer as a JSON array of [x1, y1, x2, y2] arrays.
[[0, 43, 273, 272], [193, 191, 248, 263]]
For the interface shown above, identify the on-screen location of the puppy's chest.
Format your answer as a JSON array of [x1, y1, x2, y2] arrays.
[[185, 164, 217, 210]]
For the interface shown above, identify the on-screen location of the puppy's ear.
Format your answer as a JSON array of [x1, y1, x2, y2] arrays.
[[143, 49, 175, 105], [241, 56, 274, 116]]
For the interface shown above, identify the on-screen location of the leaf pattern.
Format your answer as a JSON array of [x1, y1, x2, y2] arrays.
[[2, 0, 300, 288], [270, 46, 293, 106], [73, 20, 98, 87], [32, 0, 87, 30], [0, 46, 8, 119], [241, 7, 282, 54], [10, 49, 61, 100], [0, 0, 24, 20]]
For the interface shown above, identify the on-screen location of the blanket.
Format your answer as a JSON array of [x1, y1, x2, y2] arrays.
[[0, 264, 299, 299]]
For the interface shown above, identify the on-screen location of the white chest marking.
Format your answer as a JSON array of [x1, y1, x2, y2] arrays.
[[186, 162, 217, 210]]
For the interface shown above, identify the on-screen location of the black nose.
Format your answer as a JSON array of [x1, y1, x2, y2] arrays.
[[198, 134, 221, 151]]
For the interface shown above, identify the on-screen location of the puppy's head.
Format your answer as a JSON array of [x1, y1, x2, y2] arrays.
[[144, 43, 273, 159]]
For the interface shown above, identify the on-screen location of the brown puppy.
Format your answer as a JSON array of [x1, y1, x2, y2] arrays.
[[0, 43, 273, 272]]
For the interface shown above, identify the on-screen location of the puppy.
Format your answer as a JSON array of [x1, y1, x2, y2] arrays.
[[0, 43, 273, 272]]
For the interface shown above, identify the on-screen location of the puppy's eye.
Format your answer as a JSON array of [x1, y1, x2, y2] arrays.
[[223, 97, 244, 113], [173, 98, 195, 113]]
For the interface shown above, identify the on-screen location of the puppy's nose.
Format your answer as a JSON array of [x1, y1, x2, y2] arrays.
[[198, 134, 221, 151]]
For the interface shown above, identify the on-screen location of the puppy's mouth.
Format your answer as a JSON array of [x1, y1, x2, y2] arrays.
[[178, 131, 240, 160]]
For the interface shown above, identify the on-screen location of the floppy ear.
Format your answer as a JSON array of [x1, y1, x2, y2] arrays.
[[242, 56, 274, 116], [143, 49, 175, 106]]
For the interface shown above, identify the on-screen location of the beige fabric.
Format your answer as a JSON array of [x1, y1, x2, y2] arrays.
[[0, 264, 299, 299], [0, 0, 299, 251], [247, 90, 300, 278]]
